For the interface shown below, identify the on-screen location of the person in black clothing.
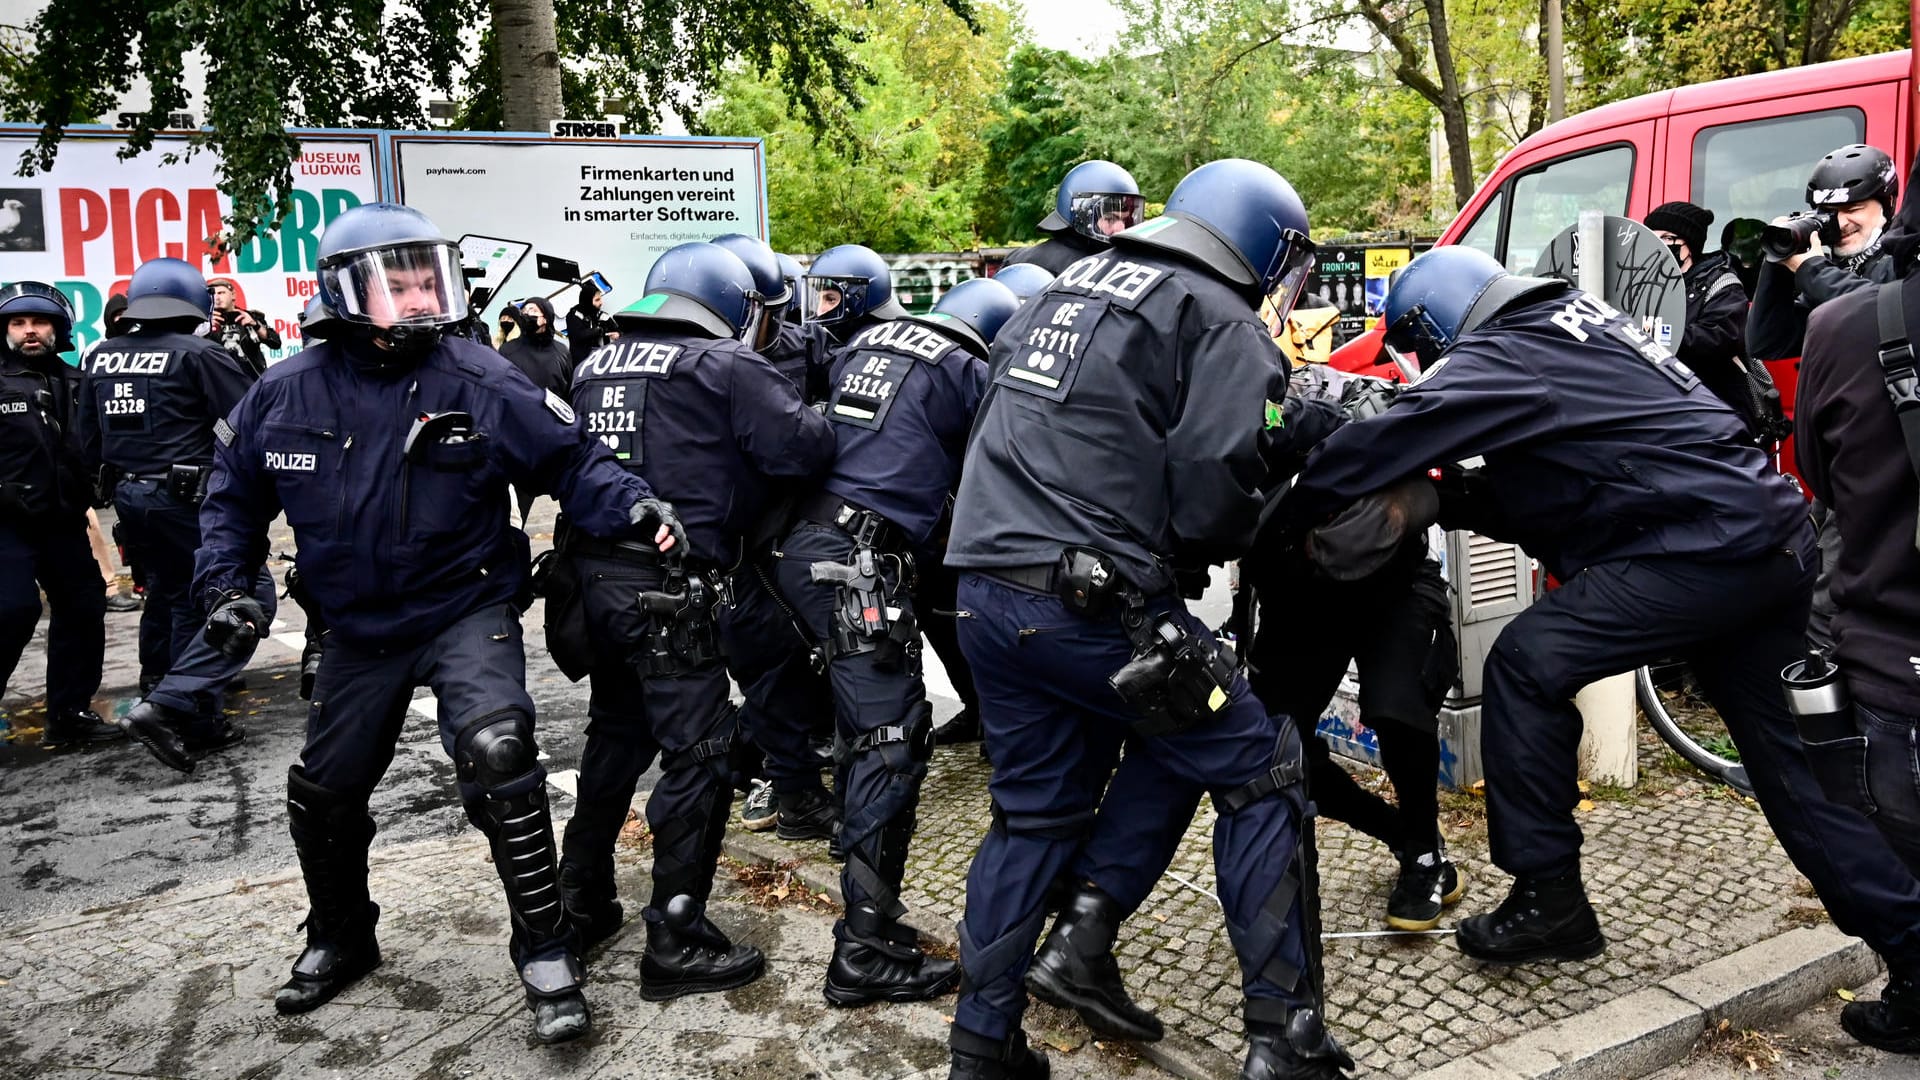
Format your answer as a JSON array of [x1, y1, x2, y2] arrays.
[[0, 281, 124, 749], [206, 279, 282, 377], [1793, 172, 1920, 1055], [1749, 144, 1909, 362], [999, 160, 1146, 276], [564, 283, 619, 364], [1644, 201, 1781, 441], [501, 296, 575, 524]]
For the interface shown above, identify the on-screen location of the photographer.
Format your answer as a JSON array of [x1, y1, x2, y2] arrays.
[[1793, 152, 1920, 1056], [1749, 144, 1904, 362], [564, 282, 619, 363], [204, 278, 281, 376]]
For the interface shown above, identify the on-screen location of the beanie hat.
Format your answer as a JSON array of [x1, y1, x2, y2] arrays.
[[1645, 201, 1713, 257]]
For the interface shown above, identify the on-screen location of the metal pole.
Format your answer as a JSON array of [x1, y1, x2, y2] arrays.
[[1547, 0, 1566, 123]]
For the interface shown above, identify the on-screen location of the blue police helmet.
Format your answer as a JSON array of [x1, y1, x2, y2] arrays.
[[1041, 160, 1146, 244], [123, 257, 212, 322], [621, 242, 760, 339], [1116, 159, 1315, 312], [1382, 246, 1565, 369], [991, 262, 1054, 302], [914, 278, 1020, 357], [0, 281, 76, 351], [299, 294, 344, 343], [316, 203, 468, 328], [710, 234, 790, 308], [805, 244, 907, 327]]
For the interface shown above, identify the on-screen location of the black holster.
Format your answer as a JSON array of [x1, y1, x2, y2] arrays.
[[636, 568, 725, 677], [1109, 613, 1240, 737], [811, 546, 918, 672], [167, 463, 208, 504]]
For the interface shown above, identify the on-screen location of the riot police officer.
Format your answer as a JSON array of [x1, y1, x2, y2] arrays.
[[189, 203, 669, 1044], [1284, 247, 1920, 987], [774, 276, 1017, 1008], [999, 161, 1146, 276], [547, 242, 835, 997], [0, 282, 121, 749], [944, 159, 1349, 1080], [806, 244, 910, 347], [78, 258, 271, 764], [703, 233, 840, 838]]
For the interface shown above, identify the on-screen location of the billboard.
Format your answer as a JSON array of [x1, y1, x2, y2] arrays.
[[392, 134, 766, 325], [0, 130, 379, 357]]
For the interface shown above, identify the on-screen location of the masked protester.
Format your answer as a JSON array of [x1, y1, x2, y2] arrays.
[[564, 282, 619, 364]]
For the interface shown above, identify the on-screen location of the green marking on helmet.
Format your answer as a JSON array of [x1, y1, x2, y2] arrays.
[[1129, 216, 1178, 237], [625, 293, 671, 315]]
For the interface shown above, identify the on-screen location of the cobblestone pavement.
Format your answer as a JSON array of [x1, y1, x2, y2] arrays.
[[755, 728, 1829, 1077], [0, 822, 1166, 1080]]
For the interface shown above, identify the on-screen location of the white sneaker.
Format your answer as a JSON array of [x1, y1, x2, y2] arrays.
[[741, 780, 778, 832]]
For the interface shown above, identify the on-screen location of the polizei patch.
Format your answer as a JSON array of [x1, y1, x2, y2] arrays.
[[264, 450, 318, 472]]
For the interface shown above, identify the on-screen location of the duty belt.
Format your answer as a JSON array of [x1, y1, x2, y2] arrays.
[[978, 563, 1058, 595], [554, 518, 669, 566], [796, 490, 897, 550]]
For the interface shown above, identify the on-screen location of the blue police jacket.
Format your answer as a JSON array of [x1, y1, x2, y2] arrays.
[[819, 317, 989, 546], [196, 335, 651, 649], [78, 328, 255, 477], [1284, 286, 1806, 581], [571, 325, 834, 566], [947, 248, 1289, 594]]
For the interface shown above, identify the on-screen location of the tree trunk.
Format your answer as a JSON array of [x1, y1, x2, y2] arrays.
[[489, 0, 564, 132], [1423, 0, 1477, 208]]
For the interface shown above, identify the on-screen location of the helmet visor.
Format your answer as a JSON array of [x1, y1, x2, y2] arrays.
[[1261, 230, 1317, 324], [323, 241, 469, 328], [804, 275, 868, 327], [1069, 193, 1148, 242], [734, 293, 772, 347], [0, 281, 75, 322]]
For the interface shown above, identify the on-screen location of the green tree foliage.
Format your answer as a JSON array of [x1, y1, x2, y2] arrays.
[[974, 46, 1096, 241], [701, 0, 1015, 252], [0, 0, 975, 243], [1066, 0, 1433, 233]]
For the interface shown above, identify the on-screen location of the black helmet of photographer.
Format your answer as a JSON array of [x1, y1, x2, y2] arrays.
[[1807, 144, 1899, 217]]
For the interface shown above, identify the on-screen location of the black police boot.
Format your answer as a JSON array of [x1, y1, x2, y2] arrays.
[[775, 786, 838, 842], [949, 1026, 1051, 1080], [276, 767, 382, 1015], [181, 717, 247, 759], [41, 707, 127, 750], [558, 857, 624, 953], [1241, 1007, 1356, 1079], [1386, 845, 1466, 932], [1455, 868, 1604, 963], [1841, 971, 1920, 1055], [639, 894, 765, 1000], [1026, 886, 1164, 1041], [824, 903, 960, 1006], [527, 990, 592, 1045], [933, 706, 982, 746], [118, 699, 197, 772]]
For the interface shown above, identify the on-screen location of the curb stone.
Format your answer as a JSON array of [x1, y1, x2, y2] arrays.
[[720, 832, 1884, 1080], [720, 827, 1242, 1080], [1414, 925, 1881, 1080]]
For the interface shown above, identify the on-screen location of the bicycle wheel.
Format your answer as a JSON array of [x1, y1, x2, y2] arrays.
[[1634, 661, 1755, 797]]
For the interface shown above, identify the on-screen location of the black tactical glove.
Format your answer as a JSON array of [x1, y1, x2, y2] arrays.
[[630, 497, 687, 554], [203, 588, 270, 661]]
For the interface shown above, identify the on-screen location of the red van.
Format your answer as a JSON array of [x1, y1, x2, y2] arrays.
[[1330, 47, 1916, 470]]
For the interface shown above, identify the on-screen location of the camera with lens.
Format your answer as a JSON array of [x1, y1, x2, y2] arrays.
[[1760, 210, 1836, 262], [1109, 615, 1238, 737]]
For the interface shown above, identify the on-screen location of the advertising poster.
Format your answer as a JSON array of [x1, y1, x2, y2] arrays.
[[392, 135, 767, 326], [0, 129, 379, 358]]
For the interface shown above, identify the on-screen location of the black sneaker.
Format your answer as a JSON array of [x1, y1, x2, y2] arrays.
[[1387, 850, 1466, 931], [776, 787, 838, 842], [1456, 870, 1604, 963], [1842, 974, 1920, 1055]]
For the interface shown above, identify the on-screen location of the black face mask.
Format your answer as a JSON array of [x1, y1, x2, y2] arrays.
[[1665, 242, 1688, 268]]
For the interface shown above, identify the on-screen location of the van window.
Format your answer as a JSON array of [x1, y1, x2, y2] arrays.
[[1457, 190, 1503, 259], [1503, 145, 1634, 273], [1690, 109, 1865, 253]]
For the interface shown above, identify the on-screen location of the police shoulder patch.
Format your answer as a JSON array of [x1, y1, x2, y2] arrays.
[[214, 417, 236, 446], [544, 389, 576, 424]]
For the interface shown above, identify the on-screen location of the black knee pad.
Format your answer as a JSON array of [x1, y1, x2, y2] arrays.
[[455, 709, 540, 793], [1214, 722, 1308, 816]]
